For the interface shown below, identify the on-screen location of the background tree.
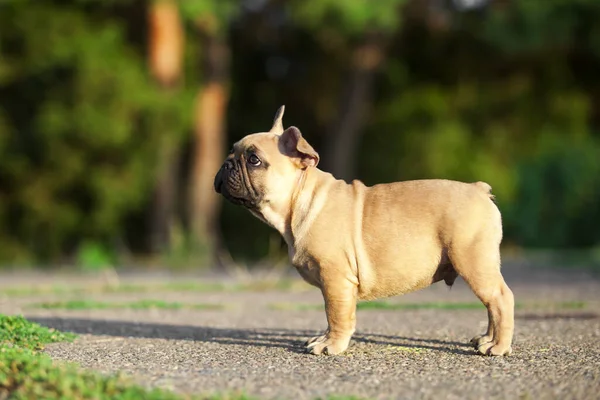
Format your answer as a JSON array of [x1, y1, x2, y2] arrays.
[[291, 0, 408, 181], [147, 0, 185, 254], [1, 0, 600, 266], [180, 1, 239, 266]]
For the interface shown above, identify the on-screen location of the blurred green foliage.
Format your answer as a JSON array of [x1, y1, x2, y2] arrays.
[[0, 314, 76, 351], [1, 0, 600, 265], [75, 241, 114, 271], [179, 0, 240, 35], [292, 0, 407, 38], [0, 1, 194, 263]]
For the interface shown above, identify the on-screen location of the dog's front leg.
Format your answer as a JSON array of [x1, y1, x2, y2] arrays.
[[305, 276, 357, 355]]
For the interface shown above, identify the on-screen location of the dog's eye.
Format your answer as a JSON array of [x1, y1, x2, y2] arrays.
[[247, 154, 261, 166]]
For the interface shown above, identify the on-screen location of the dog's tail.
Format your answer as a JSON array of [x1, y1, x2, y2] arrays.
[[473, 181, 496, 203]]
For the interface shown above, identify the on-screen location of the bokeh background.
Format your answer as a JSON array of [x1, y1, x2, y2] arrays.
[[1, 0, 600, 270]]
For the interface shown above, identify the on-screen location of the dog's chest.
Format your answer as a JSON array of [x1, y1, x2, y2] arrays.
[[289, 247, 321, 288]]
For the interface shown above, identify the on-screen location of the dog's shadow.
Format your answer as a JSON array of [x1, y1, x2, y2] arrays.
[[29, 316, 475, 356]]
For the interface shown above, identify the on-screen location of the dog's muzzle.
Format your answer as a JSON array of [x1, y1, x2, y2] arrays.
[[214, 159, 258, 209], [214, 159, 233, 194]]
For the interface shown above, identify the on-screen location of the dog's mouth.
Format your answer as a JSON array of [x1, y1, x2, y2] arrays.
[[224, 191, 256, 209], [214, 162, 260, 210]]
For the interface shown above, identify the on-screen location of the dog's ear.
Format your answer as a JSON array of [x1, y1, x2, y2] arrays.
[[279, 126, 319, 169], [269, 105, 285, 134]]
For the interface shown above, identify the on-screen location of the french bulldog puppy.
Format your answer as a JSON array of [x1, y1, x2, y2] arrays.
[[214, 106, 514, 356]]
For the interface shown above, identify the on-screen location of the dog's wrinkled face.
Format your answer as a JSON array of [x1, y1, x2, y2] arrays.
[[213, 106, 319, 216], [213, 133, 285, 210]]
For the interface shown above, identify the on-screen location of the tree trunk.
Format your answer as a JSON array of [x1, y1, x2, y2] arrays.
[[322, 39, 385, 181], [149, 144, 180, 253], [148, 0, 184, 87], [189, 34, 229, 265], [147, 0, 184, 253]]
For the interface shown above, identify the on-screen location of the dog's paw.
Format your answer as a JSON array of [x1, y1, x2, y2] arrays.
[[304, 333, 327, 347], [476, 341, 512, 356], [305, 336, 350, 355], [470, 334, 493, 349]]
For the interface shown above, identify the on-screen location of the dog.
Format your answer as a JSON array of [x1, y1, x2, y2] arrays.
[[214, 106, 514, 356]]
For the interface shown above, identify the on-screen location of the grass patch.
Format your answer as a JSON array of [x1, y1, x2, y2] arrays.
[[0, 314, 76, 351], [0, 346, 261, 399], [269, 301, 485, 311], [1, 283, 225, 296], [1, 279, 311, 297], [558, 301, 586, 309], [269, 300, 588, 312], [519, 301, 587, 310], [0, 346, 193, 400], [0, 314, 254, 399], [269, 303, 324, 311], [28, 299, 224, 311]]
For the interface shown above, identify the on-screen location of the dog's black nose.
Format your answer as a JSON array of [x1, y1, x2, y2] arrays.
[[224, 160, 233, 170], [214, 167, 224, 193]]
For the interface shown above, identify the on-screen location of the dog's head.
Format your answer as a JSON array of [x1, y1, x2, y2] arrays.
[[213, 106, 319, 215]]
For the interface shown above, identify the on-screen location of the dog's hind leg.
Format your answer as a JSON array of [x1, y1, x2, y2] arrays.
[[449, 237, 514, 356]]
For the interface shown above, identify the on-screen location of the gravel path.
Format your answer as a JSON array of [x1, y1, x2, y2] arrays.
[[1, 261, 599, 399]]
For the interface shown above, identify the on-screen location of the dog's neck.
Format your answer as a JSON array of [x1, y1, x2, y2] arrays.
[[252, 167, 335, 249], [287, 168, 335, 248], [248, 171, 304, 239]]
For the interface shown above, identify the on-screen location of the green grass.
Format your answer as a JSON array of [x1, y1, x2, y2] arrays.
[[269, 303, 324, 311], [270, 300, 588, 312], [269, 301, 484, 311], [0, 314, 255, 400], [1, 345, 259, 399], [1, 279, 310, 297], [531, 301, 586, 310], [28, 299, 224, 311], [0, 314, 77, 351], [0, 346, 194, 400], [1, 283, 226, 296]]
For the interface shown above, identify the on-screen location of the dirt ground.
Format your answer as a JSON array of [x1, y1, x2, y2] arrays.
[[1, 261, 599, 400]]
